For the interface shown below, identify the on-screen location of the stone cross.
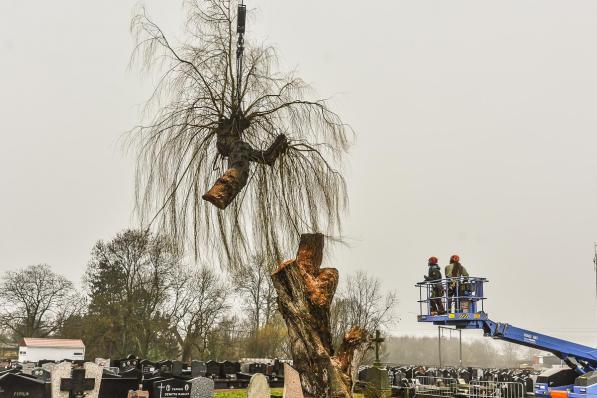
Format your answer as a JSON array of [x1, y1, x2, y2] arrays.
[[60, 368, 95, 398], [372, 329, 385, 365]]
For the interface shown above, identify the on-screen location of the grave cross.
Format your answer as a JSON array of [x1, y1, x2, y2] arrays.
[[60, 368, 96, 398], [372, 329, 385, 365]]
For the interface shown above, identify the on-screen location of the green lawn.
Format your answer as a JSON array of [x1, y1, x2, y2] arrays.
[[214, 388, 283, 398], [214, 389, 363, 398]]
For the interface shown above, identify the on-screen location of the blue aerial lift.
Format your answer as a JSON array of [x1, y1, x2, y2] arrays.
[[416, 277, 597, 398]]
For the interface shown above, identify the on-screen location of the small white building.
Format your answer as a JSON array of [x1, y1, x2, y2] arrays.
[[18, 338, 85, 363]]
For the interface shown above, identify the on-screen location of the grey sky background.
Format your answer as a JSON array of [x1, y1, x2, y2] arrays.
[[1, 0, 596, 348]]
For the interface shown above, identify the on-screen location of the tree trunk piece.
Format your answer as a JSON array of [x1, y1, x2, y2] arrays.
[[271, 233, 366, 398]]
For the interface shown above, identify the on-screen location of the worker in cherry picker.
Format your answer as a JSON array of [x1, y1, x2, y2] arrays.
[[445, 254, 470, 312], [424, 256, 446, 315]]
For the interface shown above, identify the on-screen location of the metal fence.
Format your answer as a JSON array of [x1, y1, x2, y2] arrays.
[[412, 378, 526, 398], [414, 376, 459, 397], [468, 380, 526, 398]]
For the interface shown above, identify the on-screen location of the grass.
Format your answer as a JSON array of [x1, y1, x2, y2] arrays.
[[214, 388, 283, 397], [214, 389, 364, 398]]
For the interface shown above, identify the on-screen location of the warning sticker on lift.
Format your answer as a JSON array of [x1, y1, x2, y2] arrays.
[[523, 333, 538, 344]]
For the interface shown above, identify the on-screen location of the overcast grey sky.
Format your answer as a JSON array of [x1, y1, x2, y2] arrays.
[[1, 0, 596, 347]]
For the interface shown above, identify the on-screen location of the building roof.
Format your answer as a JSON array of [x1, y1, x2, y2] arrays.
[[19, 338, 85, 349]]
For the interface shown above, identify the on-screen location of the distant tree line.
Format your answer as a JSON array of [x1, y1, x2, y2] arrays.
[[0, 229, 397, 365], [385, 335, 545, 369]]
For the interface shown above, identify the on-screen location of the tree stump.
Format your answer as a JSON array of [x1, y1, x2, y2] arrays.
[[272, 233, 366, 398]]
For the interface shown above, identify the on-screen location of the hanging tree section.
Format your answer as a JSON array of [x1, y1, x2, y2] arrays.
[[201, 117, 288, 209], [272, 233, 366, 398]]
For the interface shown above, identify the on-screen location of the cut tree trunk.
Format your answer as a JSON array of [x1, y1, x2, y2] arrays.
[[272, 233, 366, 398], [202, 118, 287, 209]]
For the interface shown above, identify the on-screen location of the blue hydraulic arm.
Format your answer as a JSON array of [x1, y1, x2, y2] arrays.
[[481, 320, 597, 374]]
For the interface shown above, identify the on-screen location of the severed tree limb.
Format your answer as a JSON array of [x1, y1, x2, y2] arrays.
[[202, 118, 288, 209], [272, 233, 367, 398]]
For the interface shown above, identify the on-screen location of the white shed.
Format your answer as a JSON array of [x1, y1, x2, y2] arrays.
[[18, 338, 85, 363]]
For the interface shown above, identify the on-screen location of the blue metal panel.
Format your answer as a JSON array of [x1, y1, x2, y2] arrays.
[[484, 322, 597, 368]]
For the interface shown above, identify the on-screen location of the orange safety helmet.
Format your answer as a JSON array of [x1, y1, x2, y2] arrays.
[[450, 254, 460, 263], [428, 256, 438, 265]]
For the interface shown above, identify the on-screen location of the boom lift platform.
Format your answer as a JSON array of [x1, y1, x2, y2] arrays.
[[416, 277, 597, 398]]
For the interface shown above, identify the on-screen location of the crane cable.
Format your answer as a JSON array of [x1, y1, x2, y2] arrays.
[[236, 1, 247, 114]]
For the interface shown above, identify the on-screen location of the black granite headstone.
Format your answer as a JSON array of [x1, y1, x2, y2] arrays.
[[205, 361, 221, 378], [114, 355, 139, 372], [31, 367, 51, 382], [191, 361, 206, 378], [221, 360, 240, 377], [152, 378, 191, 398], [157, 360, 184, 377], [248, 362, 267, 375], [272, 359, 284, 377], [0, 372, 51, 398], [98, 376, 139, 398]]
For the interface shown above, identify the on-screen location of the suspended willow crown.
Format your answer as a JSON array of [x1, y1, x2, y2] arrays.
[[130, 0, 350, 267]]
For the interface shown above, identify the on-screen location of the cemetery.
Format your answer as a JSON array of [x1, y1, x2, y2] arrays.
[[1, 0, 596, 398], [0, 353, 560, 398]]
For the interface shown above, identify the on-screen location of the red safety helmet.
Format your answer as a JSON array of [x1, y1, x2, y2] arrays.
[[428, 256, 438, 265], [450, 254, 460, 263]]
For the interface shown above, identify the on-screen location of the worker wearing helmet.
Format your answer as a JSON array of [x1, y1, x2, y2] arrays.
[[445, 255, 469, 279], [445, 255, 469, 313], [425, 257, 446, 315]]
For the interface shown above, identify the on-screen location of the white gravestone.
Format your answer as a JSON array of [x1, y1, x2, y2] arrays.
[[247, 373, 270, 398]]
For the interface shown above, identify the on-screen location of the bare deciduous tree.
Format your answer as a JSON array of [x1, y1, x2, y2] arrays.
[[230, 254, 277, 332], [168, 265, 230, 361], [0, 264, 81, 339], [331, 271, 398, 389], [129, 0, 350, 267]]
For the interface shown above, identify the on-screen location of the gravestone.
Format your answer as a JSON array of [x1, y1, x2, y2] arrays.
[[364, 330, 391, 398], [282, 363, 304, 398], [32, 367, 52, 382], [0, 372, 51, 398], [59, 367, 96, 398], [248, 362, 267, 374], [221, 360, 240, 378], [103, 367, 120, 376], [189, 376, 214, 398], [205, 361, 221, 378], [140, 359, 157, 373], [99, 377, 139, 398], [84, 362, 104, 398], [247, 373, 270, 398], [51, 363, 102, 398], [95, 358, 110, 368], [272, 359, 285, 377], [50, 362, 72, 398], [21, 362, 36, 375], [152, 378, 191, 398], [115, 356, 139, 372], [191, 361, 206, 378], [158, 360, 184, 377], [120, 367, 142, 379], [42, 362, 56, 373]]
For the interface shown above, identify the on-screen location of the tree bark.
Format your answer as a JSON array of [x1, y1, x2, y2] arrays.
[[202, 118, 288, 209], [271, 233, 366, 398]]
